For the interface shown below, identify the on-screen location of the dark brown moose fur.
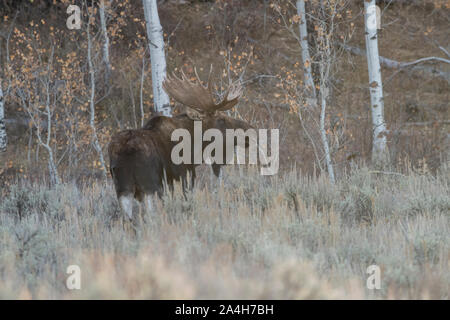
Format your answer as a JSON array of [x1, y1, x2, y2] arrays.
[[108, 69, 252, 220], [108, 112, 252, 219]]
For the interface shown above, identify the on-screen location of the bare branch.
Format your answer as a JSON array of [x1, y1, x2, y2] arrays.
[[339, 43, 450, 83]]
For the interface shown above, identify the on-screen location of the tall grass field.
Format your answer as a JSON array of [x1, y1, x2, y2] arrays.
[[0, 165, 448, 299]]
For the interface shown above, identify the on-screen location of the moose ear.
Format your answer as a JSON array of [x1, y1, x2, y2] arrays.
[[215, 117, 226, 126], [215, 117, 230, 132]]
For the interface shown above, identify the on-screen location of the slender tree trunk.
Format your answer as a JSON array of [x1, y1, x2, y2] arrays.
[[87, 9, 107, 178], [99, 0, 111, 74], [46, 144, 60, 185], [45, 106, 59, 184], [0, 84, 7, 152], [296, 0, 335, 183], [19, 44, 60, 185], [140, 53, 146, 127], [43, 81, 60, 185], [317, 31, 336, 184], [297, 0, 316, 101], [296, 0, 322, 170], [143, 0, 171, 117], [319, 85, 335, 184], [364, 0, 389, 166]]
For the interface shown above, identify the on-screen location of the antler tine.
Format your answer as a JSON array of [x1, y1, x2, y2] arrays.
[[228, 81, 243, 100], [194, 67, 204, 88], [163, 68, 216, 113], [192, 66, 214, 96], [213, 81, 243, 112], [163, 66, 243, 114], [180, 68, 191, 83], [207, 64, 213, 89]]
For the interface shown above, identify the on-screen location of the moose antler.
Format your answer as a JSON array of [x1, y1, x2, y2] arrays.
[[163, 67, 242, 114]]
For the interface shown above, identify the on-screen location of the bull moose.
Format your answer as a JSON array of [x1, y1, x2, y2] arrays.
[[108, 69, 253, 221]]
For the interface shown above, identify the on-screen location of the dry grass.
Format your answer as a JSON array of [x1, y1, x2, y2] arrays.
[[0, 164, 448, 299]]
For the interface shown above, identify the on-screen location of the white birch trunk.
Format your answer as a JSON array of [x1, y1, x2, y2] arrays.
[[87, 11, 107, 179], [99, 0, 111, 73], [319, 85, 335, 184], [296, 0, 316, 101], [296, 0, 335, 183], [46, 143, 60, 185], [143, 0, 171, 117], [296, 0, 322, 169], [0, 84, 7, 152], [140, 54, 146, 127], [43, 82, 60, 185], [364, 0, 388, 165]]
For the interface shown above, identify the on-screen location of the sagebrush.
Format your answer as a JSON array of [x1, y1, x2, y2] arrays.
[[0, 165, 448, 299]]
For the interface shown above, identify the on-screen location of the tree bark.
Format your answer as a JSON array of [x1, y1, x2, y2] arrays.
[[364, 0, 389, 166], [320, 85, 335, 184], [143, 0, 172, 117], [339, 43, 450, 84], [99, 0, 111, 74], [87, 7, 108, 178], [0, 84, 7, 152], [296, 0, 316, 101], [140, 53, 146, 127], [296, 0, 335, 183]]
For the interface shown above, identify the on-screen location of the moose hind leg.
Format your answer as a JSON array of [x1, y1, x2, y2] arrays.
[[143, 193, 154, 216], [119, 194, 134, 221]]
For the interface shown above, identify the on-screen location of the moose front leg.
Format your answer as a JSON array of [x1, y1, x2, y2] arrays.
[[211, 163, 224, 196], [179, 170, 195, 200]]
